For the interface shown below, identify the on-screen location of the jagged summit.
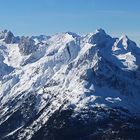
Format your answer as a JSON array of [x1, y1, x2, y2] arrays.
[[0, 29, 20, 44], [117, 35, 130, 49], [120, 34, 129, 40], [0, 29, 140, 140], [0, 29, 13, 37], [95, 28, 106, 34], [113, 34, 140, 54]]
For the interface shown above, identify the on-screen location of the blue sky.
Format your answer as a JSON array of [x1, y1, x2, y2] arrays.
[[0, 0, 139, 45]]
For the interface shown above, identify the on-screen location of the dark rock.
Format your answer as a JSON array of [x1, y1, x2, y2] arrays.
[[18, 36, 38, 55]]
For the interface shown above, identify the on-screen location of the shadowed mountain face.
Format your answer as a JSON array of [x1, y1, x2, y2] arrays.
[[0, 29, 140, 140]]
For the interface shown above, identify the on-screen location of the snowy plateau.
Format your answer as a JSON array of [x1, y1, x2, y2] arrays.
[[0, 29, 140, 140]]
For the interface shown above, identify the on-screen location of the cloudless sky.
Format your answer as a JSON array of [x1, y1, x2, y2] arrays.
[[0, 0, 139, 45]]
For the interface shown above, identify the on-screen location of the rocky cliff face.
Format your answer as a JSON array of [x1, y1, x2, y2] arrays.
[[0, 29, 140, 140]]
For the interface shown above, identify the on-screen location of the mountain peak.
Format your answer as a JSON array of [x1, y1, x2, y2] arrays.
[[87, 29, 112, 47], [113, 34, 139, 52], [95, 28, 106, 34], [0, 29, 13, 35], [65, 31, 80, 38], [119, 34, 129, 44], [0, 29, 15, 44], [120, 34, 129, 39]]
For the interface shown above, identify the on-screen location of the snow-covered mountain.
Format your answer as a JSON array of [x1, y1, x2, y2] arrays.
[[0, 29, 140, 140]]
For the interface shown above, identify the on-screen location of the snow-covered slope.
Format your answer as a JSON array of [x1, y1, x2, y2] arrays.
[[0, 29, 140, 140]]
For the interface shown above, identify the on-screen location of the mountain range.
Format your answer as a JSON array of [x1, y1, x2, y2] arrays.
[[0, 29, 140, 140]]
